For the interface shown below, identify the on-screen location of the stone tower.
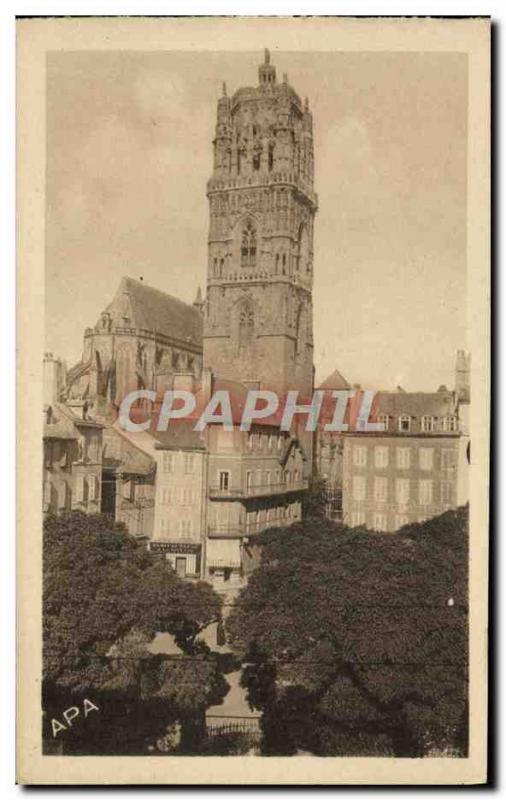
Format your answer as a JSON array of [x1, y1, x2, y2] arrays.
[[203, 50, 317, 397]]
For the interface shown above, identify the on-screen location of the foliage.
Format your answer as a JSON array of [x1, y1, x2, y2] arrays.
[[227, 507, 469, 757], [301, 475, 328, 520], [43, 512, 224, 753]]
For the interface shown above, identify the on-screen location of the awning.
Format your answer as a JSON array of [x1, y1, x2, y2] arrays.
[[206, 538, 241, 568]]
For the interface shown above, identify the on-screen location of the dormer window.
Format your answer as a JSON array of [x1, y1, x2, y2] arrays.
[[398, 415, 411, 433], [421, 415, 435, 432], [443, 415, 457, 432], [378, 414, 389, 431]]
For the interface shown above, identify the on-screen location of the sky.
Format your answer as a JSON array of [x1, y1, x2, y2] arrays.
[[46, 50, 467, 391]]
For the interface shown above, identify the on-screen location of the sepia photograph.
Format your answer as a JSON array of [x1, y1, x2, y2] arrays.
[[16, 15, 490, 785]]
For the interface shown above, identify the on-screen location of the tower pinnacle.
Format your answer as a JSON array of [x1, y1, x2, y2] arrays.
[[259, 48, 276, 85]]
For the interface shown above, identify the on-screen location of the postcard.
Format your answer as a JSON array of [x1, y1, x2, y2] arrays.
[[17, 15, 490, 784]]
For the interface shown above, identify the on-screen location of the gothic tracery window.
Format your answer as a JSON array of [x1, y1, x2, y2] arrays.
[[239, 304, 254, 350], [241, 221, 257, 268]]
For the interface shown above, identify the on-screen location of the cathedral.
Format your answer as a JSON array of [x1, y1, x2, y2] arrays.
[[45, 51, 317, 586], [65, 276, 203, 420]]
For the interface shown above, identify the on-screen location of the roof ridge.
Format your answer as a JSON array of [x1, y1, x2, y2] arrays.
[[121, 276, 200, 312]]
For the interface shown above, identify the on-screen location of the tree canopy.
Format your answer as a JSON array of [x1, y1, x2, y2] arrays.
[[227, 507, 468, 757], [43, 512, 225, 753]]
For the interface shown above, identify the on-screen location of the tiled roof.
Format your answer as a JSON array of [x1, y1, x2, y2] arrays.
[[318, 369, 350, 391], [43, 418, 77, 440], [105, 277, 203, 347], [151, 422, 206, 451], [43, 401, 102, 439], [377, 391, 457, 418]]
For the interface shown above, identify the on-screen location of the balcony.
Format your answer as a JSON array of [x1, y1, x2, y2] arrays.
[[207, 518, 290, 539], [208, 479, 308, 500]]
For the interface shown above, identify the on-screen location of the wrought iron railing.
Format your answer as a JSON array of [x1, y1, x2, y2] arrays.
[[209, 480, 308, 499]]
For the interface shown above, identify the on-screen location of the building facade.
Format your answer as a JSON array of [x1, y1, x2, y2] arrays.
[[342, 379, 470, 532], [43, 401, 103, 516], [150, 424, 207, 579]]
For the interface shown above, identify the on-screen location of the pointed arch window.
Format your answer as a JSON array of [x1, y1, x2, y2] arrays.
[[268, 142, 274, 171], [241, 221, 257, 268], [239, 303, 254, 350]]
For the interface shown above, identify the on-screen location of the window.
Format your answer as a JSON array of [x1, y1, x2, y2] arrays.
[[277, 435, 283, 452], [160, 517, 170, 537], [122, 480, 134, 501], [395, 478, 410, 505], [374, 446, 389, 469], [265, 470, 271, 487], [395, 514, 409, 529], [374, 476, 388, 503], [419, 448, 434, 471], [396, 447, 411, 470], [285, 470, 291, 485], [184, 454, 194, 474], [421, 415, 435, 432], [241, 221, 257, 268], [398, 415, 411, 433], [268, 434, 275, 451], [352, 475, 366, 502], [219, 471, 229, 491], [441, 448, 456, 470], [351, 510, 366, 526], [43, 480, 52, 510], [252, 151, 261, 171], [378, 414, 389, 431], [268, 143, 274, 171], [75, 475, 85, 503], [373, 513, 387, 532], [181, 488, 193, 505], [443, 416, 458, 432], [441, 481, 453, 505], [353, 445, 367, 467], [87, 474, 97, 501], [419, 479, 433, 505], [57, 482, 68, 510], [161, 487, 172, 505], [294, 469, 300, 484], [239, 303, 254, 349], [162, 452, 174, 474], [180, 519, 192, 537], [246, 471, 253, 491]]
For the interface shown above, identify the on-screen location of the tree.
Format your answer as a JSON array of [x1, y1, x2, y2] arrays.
[[43, 512, 225, 754], [227, 507, 468, 757], [302, 475, 328, 520]]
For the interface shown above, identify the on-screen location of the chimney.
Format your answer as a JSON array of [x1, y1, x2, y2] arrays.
[[43, 352, 65, 406], [455, 350, 471, 402]]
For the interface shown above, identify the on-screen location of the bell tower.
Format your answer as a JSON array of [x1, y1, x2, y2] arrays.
[[203, 50, 317, 396]]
